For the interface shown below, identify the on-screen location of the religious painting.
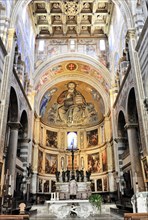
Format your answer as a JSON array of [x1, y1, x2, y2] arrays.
[[103, 177, 108, 191], [44, 180, 49, 193], [46, 130, 58, 148], [87, 129, 98, 147], [86, 45, 96, 57], [88, 153, 101, 173], [45, 154, 57, 174], [97, 179, 102, 191], [102, 149, 107, 172], [51, 180, 56, 192], [38, 150, 43, 173], [142, 157, 148, 182]]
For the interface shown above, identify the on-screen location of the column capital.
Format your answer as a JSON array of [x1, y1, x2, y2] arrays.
[[114, 137, 127, 143], [8, 28, 16, 39], [8, 122, 21, 129], [126, 28, 136, 41], [124, 123, 138, 129]]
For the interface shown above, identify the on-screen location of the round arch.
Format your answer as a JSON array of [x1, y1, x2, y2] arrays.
[[33, 53, 111, 87], [8, 87, 19, 122], [10, 0, 134, 30], [19, 110, 28, 139], [127, 87, 138, 123], [117, 110, 127, 138]]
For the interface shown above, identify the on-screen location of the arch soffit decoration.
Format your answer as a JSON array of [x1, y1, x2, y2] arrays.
[[33, 54, 111, 87], [10, 0, 134, 30]]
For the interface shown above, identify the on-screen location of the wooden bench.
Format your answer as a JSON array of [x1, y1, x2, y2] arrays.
[[124, 213, 148, 220], [0, 215, 29, 220]]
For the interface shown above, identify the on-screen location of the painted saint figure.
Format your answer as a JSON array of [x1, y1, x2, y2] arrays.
[[57, 82, 87, 125]]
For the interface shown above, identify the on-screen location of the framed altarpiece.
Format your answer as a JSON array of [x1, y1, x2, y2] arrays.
[[142, 156, 148, 183]]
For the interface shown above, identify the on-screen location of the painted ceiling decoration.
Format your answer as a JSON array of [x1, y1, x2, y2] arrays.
[[34, 61, 110, 93], [40, 81, 105, 128], [29, 0, 113, 38]]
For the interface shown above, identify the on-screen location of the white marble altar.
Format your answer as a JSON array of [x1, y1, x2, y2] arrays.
[[56, 181, 91, 200], [131, 192, 148, 213], [46, 200, 117, 219], [46, 199, 94, 219]]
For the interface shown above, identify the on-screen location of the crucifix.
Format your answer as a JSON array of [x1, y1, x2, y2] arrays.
[[67, 143, 79, 180]]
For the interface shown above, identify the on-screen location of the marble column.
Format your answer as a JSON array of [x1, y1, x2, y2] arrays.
[[31, 144, 39, 194], [7, 122, 20, 196], [125, 123, 145, 192], [126, 29, 148, 154]]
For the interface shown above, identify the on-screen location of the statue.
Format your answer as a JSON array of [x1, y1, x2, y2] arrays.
[[66, 169, 70, 182], [76, 170, 80, 182], [86, 170, 91, 181], [55, 170, 60, 182], [62, 170, 66, 182], [80, 169, 84, 182]]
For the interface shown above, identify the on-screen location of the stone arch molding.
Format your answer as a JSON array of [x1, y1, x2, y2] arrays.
[[10, 0, 134, 29], [33, 53, 111, 87]]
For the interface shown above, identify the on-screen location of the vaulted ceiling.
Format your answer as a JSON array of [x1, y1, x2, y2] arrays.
[[29, 0, 114, 38]]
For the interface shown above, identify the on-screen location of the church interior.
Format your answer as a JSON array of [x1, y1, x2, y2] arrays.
[[0, 0, 148, 219]]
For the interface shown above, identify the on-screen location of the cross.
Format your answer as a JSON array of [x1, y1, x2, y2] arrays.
[[67, 63, 76, 71], [67, 147, 79, 180]]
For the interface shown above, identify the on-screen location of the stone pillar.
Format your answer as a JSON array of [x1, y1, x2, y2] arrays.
[[125, 123, 145, 192], [115, 137, 126, 196], [7, 122, 20, 195], [126, 29, 148, 155], [0, 28, 16, 158], [31, 144, 38, 194]]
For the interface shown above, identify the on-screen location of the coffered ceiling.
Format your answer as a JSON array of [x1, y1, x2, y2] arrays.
[[29, 0, 114, 38]]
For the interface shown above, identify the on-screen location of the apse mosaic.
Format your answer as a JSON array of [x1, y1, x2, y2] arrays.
[[40, 81, 105, 127], [45, 154, 57, 174]]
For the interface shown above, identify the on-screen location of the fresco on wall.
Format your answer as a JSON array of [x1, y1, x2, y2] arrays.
[[102, 149, 107, 172], [88, 153, 101, 173], [38, 150, 43, 173], [45, 154, 57, 174], [46, 130, 58, 148], [87, 129, 98, 147]]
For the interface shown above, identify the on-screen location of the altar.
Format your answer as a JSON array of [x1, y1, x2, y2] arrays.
[[46, 199, 94, 219], [55, 181, 91, 200]]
